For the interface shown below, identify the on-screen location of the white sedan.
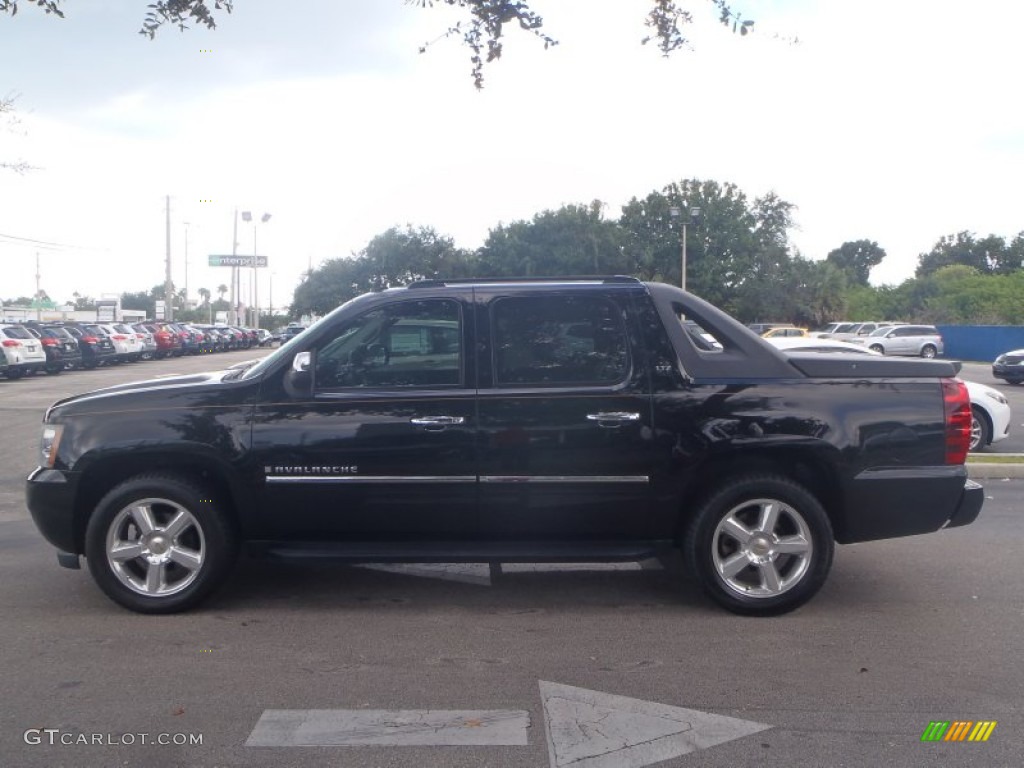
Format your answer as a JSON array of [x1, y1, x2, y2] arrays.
[[765, 336, 1011, 452]]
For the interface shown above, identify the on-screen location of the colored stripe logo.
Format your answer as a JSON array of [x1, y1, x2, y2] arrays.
[[921, 721, 996, 742]]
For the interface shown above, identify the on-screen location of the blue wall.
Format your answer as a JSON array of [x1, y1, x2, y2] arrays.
[[937, 325, 1024, 363]]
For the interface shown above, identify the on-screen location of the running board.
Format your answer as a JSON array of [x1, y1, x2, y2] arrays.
[[248, 540, 670, 564]]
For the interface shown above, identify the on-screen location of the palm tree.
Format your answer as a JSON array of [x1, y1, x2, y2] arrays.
[[217, 284, 228, 301], [198, 287, 211, 306]]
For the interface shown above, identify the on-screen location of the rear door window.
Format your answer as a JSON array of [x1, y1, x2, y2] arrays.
[[491, 295, 629, 387]]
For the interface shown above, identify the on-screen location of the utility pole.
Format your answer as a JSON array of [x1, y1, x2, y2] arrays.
[[35, 252, 42, 321], [164, 195, 174, 321], [230, 208, 239, 324], [183, 221, 190, 308]]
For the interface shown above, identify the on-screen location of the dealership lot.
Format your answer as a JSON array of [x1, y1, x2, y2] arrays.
[[1, 352, 1022, 767]]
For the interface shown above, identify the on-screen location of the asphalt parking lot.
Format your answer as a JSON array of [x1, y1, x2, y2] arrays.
[[1, 352, 1022, 767]]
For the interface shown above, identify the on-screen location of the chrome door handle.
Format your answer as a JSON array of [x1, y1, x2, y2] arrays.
[[410, 416, 466, 429], [586, 412, 641, 427]]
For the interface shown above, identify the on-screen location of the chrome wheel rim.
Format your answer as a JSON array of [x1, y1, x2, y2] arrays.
[[712, 497, 812, 598], [105, 498, 206, 597], [969, 415, 983, 451]]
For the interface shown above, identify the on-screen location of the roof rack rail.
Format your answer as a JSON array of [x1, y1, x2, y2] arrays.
[[406, 275, 641, 289]]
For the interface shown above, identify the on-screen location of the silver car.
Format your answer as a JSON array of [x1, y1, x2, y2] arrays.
[[861, 324, 944, 358]]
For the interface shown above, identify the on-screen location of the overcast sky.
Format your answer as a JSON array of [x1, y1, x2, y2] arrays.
[[2, 0, 1023, 312]]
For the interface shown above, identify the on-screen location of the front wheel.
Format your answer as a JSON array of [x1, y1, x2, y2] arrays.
[[85, 474, 237, 614], [869, 344, 885, 354], [969, 407, 991, 452], [684, 475, 834, 616]]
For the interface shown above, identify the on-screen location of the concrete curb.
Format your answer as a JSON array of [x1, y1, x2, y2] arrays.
[[966, 462, 1024, 479]]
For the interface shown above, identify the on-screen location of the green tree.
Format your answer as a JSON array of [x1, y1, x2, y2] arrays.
[[618, 179, 798, 318], [787, 259, 848, 328], [2, 1, 753, 89], [826, 239, 886, 287], [477, 201, 629, 277], [291, 225, 473, 317], [0, 0, 229, 36], [915, 231, 1009, 277], [1, 95, 33, 173], [120, 289, 155, 317], [414, 0, 753, 87]]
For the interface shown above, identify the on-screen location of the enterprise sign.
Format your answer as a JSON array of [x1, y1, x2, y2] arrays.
[[208, 255, 268, 267]]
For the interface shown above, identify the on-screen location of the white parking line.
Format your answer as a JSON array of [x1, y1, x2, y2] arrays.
[[246, 709, 530, 747]]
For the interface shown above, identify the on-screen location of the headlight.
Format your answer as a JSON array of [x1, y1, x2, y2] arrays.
[[994, 355, 1005, 364], [986, 391, 1008, 406], [40, 425, 63, 468]]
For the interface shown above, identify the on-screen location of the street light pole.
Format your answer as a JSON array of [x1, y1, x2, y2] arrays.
[[242, 212, 272, 328], [230, 209, 239, 325], [183, 221, 190, 308], [669, 205, 702, 292]]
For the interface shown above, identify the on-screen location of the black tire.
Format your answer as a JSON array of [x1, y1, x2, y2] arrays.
[[920, 344, 937, 359], [4, 368, 24, 380], [969, 407, 991, 453], [45, 363, 64, 376], [868, 344, 884, 355], [85, 474, 237, 614], [684, 474, 834, 616]]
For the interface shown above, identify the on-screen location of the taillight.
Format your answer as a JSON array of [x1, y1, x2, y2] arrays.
[[82, 336, 98, 344], [942, 378, 971, 465], [41, 337, 58, 346], [1, 339, 20, 347], [112, 334, 127, 340]]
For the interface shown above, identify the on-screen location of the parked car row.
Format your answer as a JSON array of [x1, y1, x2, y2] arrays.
[[0, 320, 274, 380], [811, 321, 944, 358]]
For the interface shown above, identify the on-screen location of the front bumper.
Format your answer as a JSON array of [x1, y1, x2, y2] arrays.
[[26, 467, 81, 554], [992, 363, 1024, 380]]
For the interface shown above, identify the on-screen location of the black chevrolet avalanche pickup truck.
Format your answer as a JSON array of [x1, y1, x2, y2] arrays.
[[26, 278, 983, 615]]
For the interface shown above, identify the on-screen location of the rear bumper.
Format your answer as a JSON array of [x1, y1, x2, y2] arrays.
[[838, 466, 983, 543], [944, 478, 983, 529], [26, 467, 81, 554]]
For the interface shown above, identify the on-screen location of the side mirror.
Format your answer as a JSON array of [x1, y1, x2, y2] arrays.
[[284, 351, 313, 398]]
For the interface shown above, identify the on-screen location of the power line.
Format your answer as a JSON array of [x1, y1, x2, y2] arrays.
[[0, 232, 109, 252]]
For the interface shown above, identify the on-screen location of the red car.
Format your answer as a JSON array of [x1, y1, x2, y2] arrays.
[[139, 322, 183, 359]]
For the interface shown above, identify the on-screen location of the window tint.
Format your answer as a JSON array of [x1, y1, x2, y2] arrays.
[[2, 326, 34, 339], [492, 295, 628, 387], [315, 299, 462, 389]]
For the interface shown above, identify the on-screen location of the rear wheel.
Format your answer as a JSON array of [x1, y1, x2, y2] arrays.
[[45, 362, 64, 375], [969, 407, 991, 452], [85, 474, 237, 614], [4, 368, 24, 380], [684, 475, 834, 616], [921, 344, 937, 358]]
